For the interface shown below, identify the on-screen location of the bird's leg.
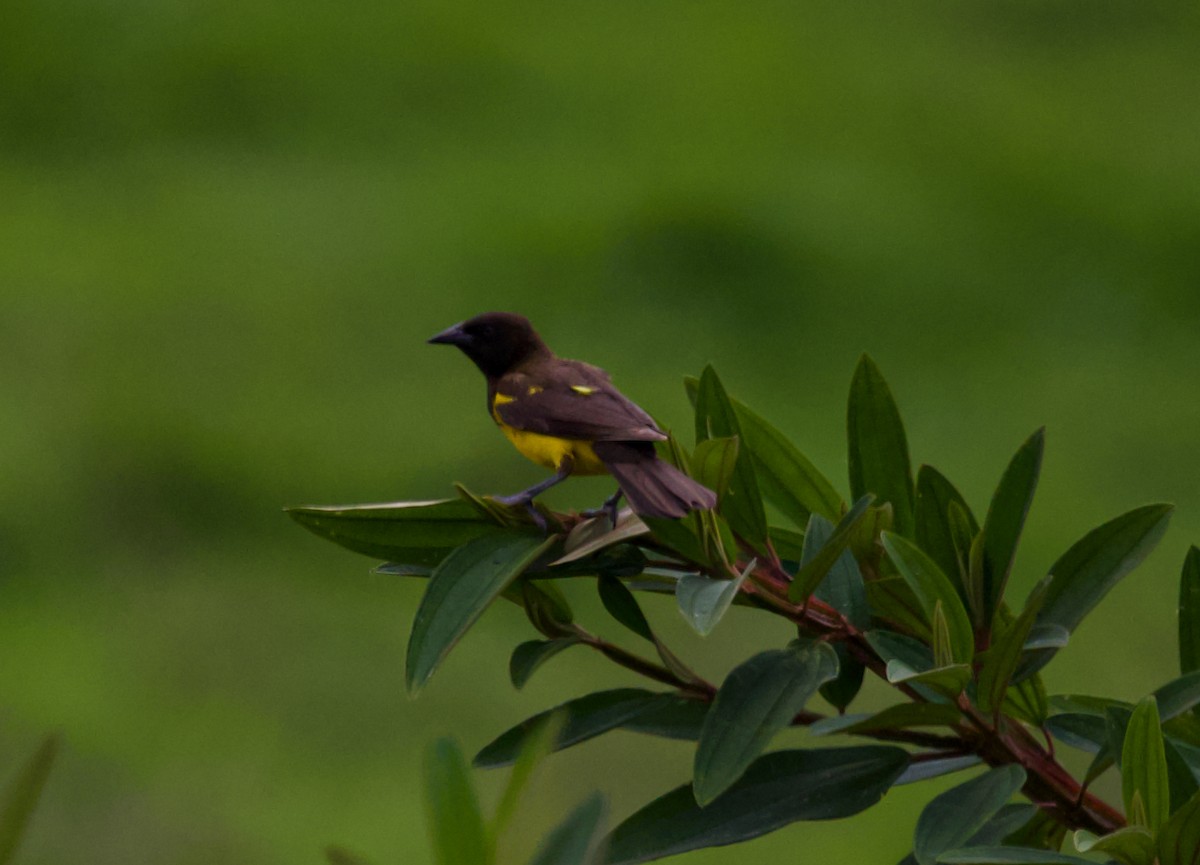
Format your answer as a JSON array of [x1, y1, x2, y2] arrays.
[[582, 488, 624, 529], [495, 458, 574, 532]]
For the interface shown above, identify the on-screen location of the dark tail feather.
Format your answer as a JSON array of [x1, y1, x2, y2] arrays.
[[592, 441, 718, 520]]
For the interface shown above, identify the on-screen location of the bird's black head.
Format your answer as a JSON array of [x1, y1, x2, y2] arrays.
[[428, 312, 550, 378]]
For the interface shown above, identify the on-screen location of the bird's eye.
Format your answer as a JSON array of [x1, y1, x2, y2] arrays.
[[476, 324, 493, 338]]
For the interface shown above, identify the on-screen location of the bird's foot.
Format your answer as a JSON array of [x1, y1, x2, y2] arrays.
[[581, 490, 623, 529], [495, 493, 548, 533]]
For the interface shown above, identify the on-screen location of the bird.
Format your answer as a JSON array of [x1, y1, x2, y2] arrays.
[[428, 312, 717, 529]]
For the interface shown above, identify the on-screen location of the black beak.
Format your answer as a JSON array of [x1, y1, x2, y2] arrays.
[[428, 323, 467, 346]]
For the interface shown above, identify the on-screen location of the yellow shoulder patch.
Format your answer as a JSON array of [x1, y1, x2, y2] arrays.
[[527, 385, 543, 395], [570, 385, 597, 395]]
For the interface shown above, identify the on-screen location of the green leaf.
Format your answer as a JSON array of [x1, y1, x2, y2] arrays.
[[1157, 786, 1200, 865], [1039, 504, 1174, 635], [819, 643, 866, 714], [864, 629, 947, 703], [866, 577, 932, 642], [1122, 696, 1170, 831], [0, 734, 58, 865], [475, 690, 665, 768], [886, 661, 972, 697], [494, 713, 565, 840], [510, 638, 581, 689], [1181, 546, 1200, 676], [932, 602, 955, 669], [1155, 671, 1200, 720], [847, 354, 915, 537], [676, 560, 752, 637], [598, 576, 654, 641], [913, 765, 1027, 865], [406, 534, 557, 694], [915, 465, 979, 604], [809, 515, 870, 629], [1046, 713, 1107, 752], [949, 502, 982, 616], [882, 532, 974, 664], [287, 499, 511, 565], [598, 576, 704, 687], [620, 697, 709, 741], [894, 755, 982, 786], [1075, 827, 1157, 865], [604, 746, 909, 865], [977, 577, 1050, 714], [690, 436, 740, 502], [980, 428, 1044, 625], [529, 793, 608, 865], [788, 495, 874, 603], [1003, 674, 1049, 726], [694, 366, 768, 548], [684, 376, 842, 526], [809, 703, 962, 737], [937, 848, 1095, 864], [693, 642, 838, 805], [965, 804, 1040, 847], [424, 739, 489, 865]]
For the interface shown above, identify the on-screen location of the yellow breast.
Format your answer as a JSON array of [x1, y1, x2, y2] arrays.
[[492, 394, 607, 475]]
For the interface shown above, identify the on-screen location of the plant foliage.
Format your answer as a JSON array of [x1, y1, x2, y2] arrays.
[[292, 355, 1194, 864]]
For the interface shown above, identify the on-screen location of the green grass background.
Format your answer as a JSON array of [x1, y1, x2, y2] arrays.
[[2, 1, 1199, 861]]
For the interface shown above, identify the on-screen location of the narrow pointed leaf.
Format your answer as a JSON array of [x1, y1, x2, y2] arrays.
[[894, 755, 982, 786], [1039, 504, 1174, 635], [287, 499, 510, 564], [1122, 696, 1170, 831], [847, 354, 914, 536], [980, 428, 1044, 624], [676, 560, 752, 637], [494, 714, 565, 839], [598, 576, 654, 641], [529, 793, 608, 865], [510, 639, 581, 689], [966, 804, 1040, 846], [810, 516, 870, 629], [932, 602, 955, 669], [1074, 827, 1157, 865], [789, 495, 874, 602], [1181, 546, 1200, 676], [864, 630, 951, 701], [1003, 674, 1049, 726], [0, 734, 58, 865], [882, 532, 974, 664], [475, 690, 665, 768], [809, 703, 962, 737], [1155, 671, 1200, 720], [605, 747, 909, 865], [620, 697, 709, 741], [693, 642, 838, 805], [914, 765, 1026, 865], [915, 465, 979, 601], [886, 661, 972, 696], [1157, 786, 1200, 865], [424, 739, 488, 865], [866, 577, 932, 641], [804, 513, 868, 710], [977, 578, 1050, 713], [694, 366, 768, 548], [406, 534, 557, 694], [1165, 737, 1200, 811], [684, 376, 842, 525], [938, 848, 1095, 864], [691, 436, 740, 503], [1046, 713, 1108, 753]]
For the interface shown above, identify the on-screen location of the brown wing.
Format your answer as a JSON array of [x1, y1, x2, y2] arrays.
[[494, 359, 666, 443]]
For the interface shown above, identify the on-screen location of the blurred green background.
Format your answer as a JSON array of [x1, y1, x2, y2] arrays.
[[2, 0, 1199, 861]]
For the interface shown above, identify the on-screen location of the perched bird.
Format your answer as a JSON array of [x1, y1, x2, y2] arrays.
[[428, 312, 717, 528]]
